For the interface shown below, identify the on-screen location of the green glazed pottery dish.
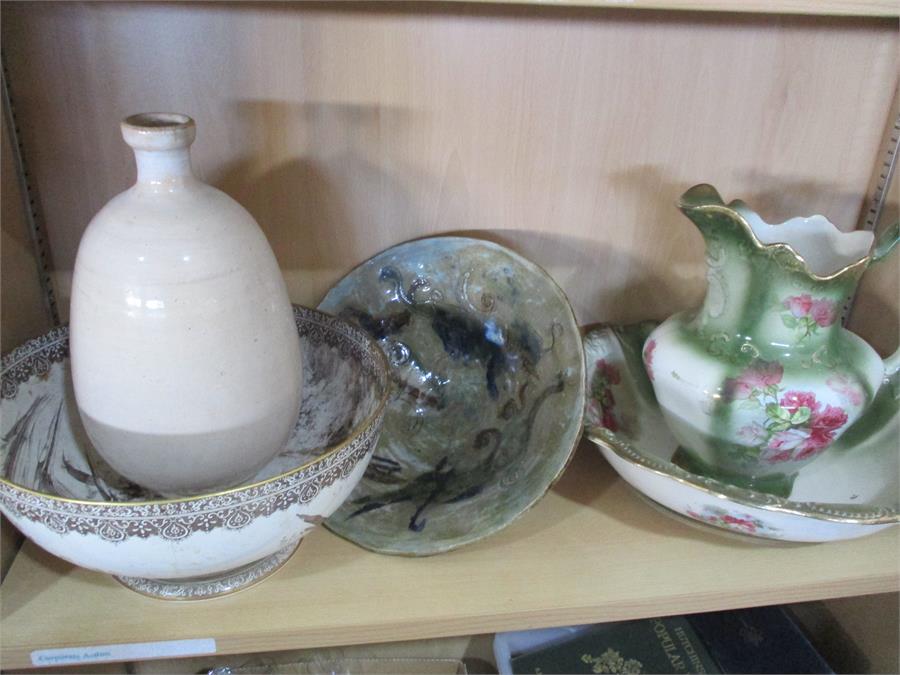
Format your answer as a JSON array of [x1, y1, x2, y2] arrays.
[[319, 236, 585, 555]]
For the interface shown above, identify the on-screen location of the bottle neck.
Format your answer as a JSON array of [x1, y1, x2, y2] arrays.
[[133, 147, 195, 186]]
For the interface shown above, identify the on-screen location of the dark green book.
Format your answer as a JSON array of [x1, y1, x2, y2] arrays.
[[510, 617, 721, 674]]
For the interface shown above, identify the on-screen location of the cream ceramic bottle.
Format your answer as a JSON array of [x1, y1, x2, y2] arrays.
[[70, 113, 301, 496]]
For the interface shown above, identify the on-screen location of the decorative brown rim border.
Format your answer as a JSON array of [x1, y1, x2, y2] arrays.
[[0, 429, 378, 541], [1, 325, 68, 399]]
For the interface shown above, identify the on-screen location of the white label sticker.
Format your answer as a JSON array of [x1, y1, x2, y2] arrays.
[[31, 638, 216, 666]]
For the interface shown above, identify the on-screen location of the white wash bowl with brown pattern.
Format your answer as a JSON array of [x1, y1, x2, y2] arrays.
[[0, 307, 389, 599]]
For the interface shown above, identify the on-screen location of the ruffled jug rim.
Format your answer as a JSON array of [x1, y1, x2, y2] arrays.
[[678, 183, 874, 282]]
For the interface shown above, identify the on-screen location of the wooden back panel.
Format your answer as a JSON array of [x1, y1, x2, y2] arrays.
[[1, 3, 896, 338]]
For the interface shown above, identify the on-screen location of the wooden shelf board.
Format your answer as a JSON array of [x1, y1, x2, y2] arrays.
[[447, 0, 900, 17], [2, 444, 898, 670]]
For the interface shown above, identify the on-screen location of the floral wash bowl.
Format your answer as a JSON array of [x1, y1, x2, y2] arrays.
[[319, 237, 585, 555], [0, 307, 388, 599], [584, 323, 898, 542]]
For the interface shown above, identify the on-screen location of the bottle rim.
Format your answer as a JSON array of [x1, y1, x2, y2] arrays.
[[121, 113, 196, 151]]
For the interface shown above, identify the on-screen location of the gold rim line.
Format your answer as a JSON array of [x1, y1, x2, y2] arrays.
[[0, 308, 391, 508], [679, 190, 872, 283], [586, 431, 899, 526]]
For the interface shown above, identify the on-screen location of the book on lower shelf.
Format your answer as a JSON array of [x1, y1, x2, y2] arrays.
[[494, 606, 833, 674]]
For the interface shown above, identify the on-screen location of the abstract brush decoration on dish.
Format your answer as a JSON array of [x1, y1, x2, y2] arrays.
[[320, 237, 585, 555]]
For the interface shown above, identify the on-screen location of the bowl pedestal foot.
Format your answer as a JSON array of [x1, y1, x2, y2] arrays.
[[114, 541, 302, 600]]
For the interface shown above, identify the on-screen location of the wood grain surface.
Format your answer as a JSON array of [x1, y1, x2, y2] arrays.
[[848, 171, 899, 357], [0, 92, 51, 353], [1, 2, 897, 329], [1, 92, 52, 583], [440, 1, 900, 16]]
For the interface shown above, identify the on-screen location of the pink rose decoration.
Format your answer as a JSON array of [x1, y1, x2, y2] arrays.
[[780, 293, 838, 337], [766, 449, 794, 463], [797, 405, 847, 459], [761, 428, 810, 463], [688, 508, 767, 535], [599, 388, 615, 409], [765, 402, 848, 462], [643, 339, 657, 382], [601, 409, 619, 432], [809, 299, 837, 327], [767, 428, 809, 453], [596, 359, 621, 385], [591, 359, 623, 433], [738, 423, 768, 445], [796, 440, 825, 460], [722, 515, 757, 533], [811, 404, 848, 434], [723, 359, 784, 400], [827, 374, 864, 407], [797, 427, 837, 459], [783, 294, 813, 318], [742, 360, 783, 387], [721, 354, 851, 465], [779, 390, 820, 415]]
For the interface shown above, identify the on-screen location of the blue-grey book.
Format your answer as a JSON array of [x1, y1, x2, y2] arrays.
[[688, 606, 832, 674]]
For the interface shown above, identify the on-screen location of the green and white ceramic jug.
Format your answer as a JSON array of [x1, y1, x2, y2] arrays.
[[645, 184, 899, 497]]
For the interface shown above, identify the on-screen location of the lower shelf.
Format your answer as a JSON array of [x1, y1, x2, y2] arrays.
[[2, 443, 898, 670]]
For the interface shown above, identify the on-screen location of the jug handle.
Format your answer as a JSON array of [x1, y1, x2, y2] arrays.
[[868, 223, 900, 392], [884, 348, 900, 378], [871, 222, 899, 264], [885, 348, 900, 382], [881, 348, 900, 402]]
